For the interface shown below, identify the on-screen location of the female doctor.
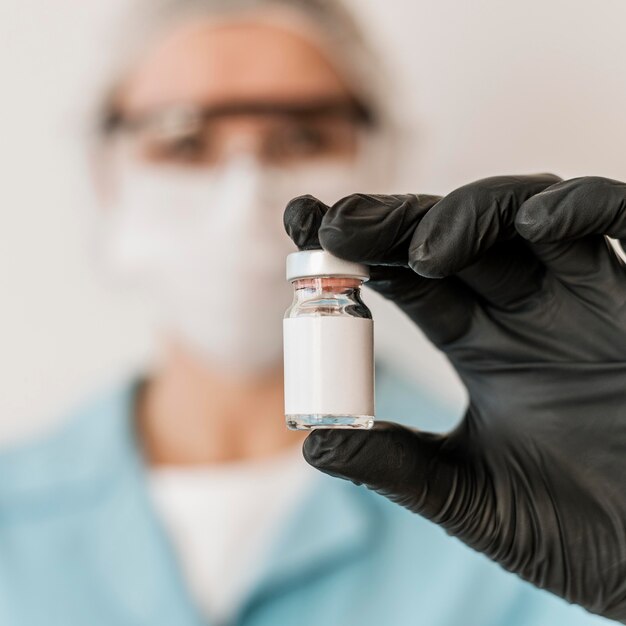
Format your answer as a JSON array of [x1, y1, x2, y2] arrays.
[[0, 0, 614, 625]]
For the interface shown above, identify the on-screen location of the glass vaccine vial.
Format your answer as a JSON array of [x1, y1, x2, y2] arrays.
[[283, 250, 374, 430]]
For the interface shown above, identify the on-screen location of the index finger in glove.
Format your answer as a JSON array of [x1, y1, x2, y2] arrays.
[[318, 193, 442, 265], [283, 194, 329, 250]]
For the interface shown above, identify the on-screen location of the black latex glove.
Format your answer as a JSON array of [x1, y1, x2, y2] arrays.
[[284, 176, 626, 622]]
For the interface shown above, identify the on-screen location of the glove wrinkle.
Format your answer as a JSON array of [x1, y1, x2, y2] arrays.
[[320, 193, 438, 265]]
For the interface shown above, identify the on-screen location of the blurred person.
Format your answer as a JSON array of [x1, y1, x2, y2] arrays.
[[0, 1, 613, 625]]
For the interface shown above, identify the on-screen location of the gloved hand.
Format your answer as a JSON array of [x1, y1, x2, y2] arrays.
[[284, 175, 626, 623]]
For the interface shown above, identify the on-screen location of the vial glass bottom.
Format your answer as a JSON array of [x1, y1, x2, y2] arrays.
[[286, 414, 374, 431]]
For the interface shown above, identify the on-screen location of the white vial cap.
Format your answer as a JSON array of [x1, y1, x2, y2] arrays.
[[286, 250, 370, 282]]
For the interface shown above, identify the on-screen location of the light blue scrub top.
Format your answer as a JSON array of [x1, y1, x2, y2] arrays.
[[0, 366, 612, 626]]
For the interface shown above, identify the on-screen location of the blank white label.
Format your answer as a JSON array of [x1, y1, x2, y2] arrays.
[[283, 317, 374, 415]]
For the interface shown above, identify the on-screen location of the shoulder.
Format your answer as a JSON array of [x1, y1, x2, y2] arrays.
[[0, 381, 137, 515]]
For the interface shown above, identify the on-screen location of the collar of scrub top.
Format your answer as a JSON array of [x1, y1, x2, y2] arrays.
[[100, 97, 376, 138]]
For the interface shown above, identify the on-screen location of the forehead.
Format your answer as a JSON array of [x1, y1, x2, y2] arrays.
[[120, 18, 352, 114]]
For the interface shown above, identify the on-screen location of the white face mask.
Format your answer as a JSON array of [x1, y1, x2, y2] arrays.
[[98, 155, 377, 376]]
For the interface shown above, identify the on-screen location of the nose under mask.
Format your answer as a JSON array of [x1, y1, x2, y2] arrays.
[[98, 156, 376, 376]]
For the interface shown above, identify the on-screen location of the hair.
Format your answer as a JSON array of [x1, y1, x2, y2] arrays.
[[95, 0, 394, 138]]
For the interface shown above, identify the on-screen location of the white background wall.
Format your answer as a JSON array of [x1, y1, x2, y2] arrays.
[[1, 0, 625, 443]]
